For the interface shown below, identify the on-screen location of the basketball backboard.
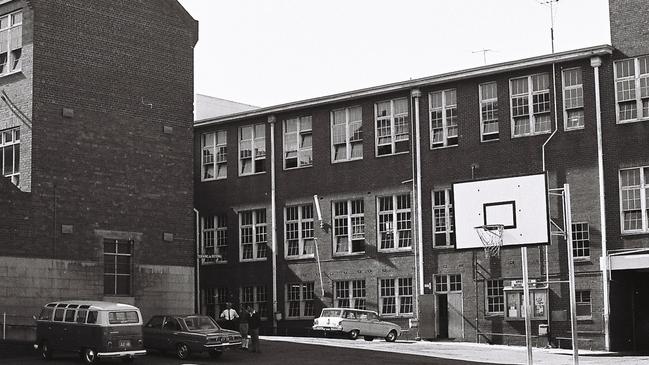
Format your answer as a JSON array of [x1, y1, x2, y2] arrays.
[[452, 173, 550, 250]]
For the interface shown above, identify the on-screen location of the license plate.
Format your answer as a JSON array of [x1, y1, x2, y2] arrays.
[[119, 340, 131, 348]]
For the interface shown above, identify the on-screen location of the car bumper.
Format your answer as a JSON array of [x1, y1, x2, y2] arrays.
[[97, 349, 147, 358], [204, 341, 242, 349], [312, 326, 342, 331]]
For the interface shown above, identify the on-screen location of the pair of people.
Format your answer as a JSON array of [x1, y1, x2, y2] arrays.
[[238, 305, 261, 353]]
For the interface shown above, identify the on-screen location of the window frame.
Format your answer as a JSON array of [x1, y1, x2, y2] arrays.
[[332, 199, 365, 256], [238, 124, 266, 176], [201, 215, 228, 264], [485, 279, 505, 315], [377, 193, 413, 252], [509, 73, 553, 137], [240, 285, 268, 319], [239, 208, 268, 262], [479, 82, 500, 142], [429, 89, 459, 148], [1, 126, 19, 186], [284, 203, 315, 260], [204, 287, 230, 320], [374, 98, 410, 157], [613, 56, 649, 124], [283, 116, 313, 170], [333, 280, 367, 310], [103, 239, 132, 296], [378, 277, 414, 317], [562, 67, 585, 131], [201, 130, 227, 181], [331, 106, 363, 163], [571, 222, 590, 260], [575, 290, 592, 320], [0, 10, 22, 77], [432, 189, 455, 248], [285, 282, 315, 319], [619, 167, 649, 234]]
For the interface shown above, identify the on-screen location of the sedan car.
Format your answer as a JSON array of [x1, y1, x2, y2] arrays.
[[312, 308, 401, 342], [143, 314, 242, 359]]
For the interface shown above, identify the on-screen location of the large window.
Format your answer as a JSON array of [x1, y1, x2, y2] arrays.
[[331, 106, 363, 162], [480, 82, 499, 141], [378, 194, 412, 251], [562, 68, 585, 130], [620, 167, 649, 233], [0, 11, 22, 75], [572, 222, 590, 259], [240, 209, 267, 261], [333, 199, 365, 255], [241, 286, 268, 319], [239, 124, 265, 175], [379, 277, 413, 316], [576, 290, 592, 319], [433, 189, 454, 247], [1, 127, 19, 186], [375, 98, 409, 156], [614, 56, 649, 123], [286, 282, 315, 318], [103, 239, 132, 296], [435, 274, 462, 292], [334, 280, 366, 309], [486, 279, 504, 315], [201, 215, 227, 263], [430, 89, 458, 148], [510, 73, 552, 137], [205, 287, 230, 319], [284, 116, 312, 169], [285, 204, 315, 259], [201, 131, 227, 181]]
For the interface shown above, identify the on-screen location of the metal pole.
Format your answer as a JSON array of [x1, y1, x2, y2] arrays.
[[564, 184, 579, 365], [269, 116, 278, 335], [3, 312, 5, 340], [521, 247, 533, 365], [194, 208, 201, 314]]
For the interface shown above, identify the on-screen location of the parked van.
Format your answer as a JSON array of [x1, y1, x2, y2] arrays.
[[35, 301, 146, 364], [312, 308, 401, 342]]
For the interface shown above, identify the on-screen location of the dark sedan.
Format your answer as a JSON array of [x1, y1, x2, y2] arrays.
[[143, 314, 242, 360]]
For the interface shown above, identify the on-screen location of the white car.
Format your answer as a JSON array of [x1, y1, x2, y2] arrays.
[[312, 308, 401, 342]]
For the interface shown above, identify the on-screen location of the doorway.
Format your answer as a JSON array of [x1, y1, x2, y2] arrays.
[[434, 274, 464, 340]]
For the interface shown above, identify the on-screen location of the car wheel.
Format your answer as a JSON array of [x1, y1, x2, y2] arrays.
[[349, 329, 360, 340], [363, 336, 374, 341], [175, 343, 190, 360], [40, 342, 53, 360], [385, 330, 397, 342], [82, 348, 97, 364], [209, 350, 223, 358]]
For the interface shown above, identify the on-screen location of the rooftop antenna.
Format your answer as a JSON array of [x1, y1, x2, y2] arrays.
[[537, 0, 559, 53], [472, 49, 493, 65]]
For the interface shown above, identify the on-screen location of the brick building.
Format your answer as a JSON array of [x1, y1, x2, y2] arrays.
[[0, 0, 197, 340], [194, 0, 649, 351]]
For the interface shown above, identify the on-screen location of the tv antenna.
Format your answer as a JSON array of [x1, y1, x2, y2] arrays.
[[536, 0, 559, 53], [472, 49, 493, 65]]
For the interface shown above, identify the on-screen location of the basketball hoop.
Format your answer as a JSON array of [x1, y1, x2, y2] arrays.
[[474, 224, 504, 257]]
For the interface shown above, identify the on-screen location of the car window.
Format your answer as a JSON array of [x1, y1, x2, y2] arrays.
[[182, 316, 218, 331], [146, 316, 164, 329], [163, 318, 180, 331], [108, 311, 139, 324], [53, 308, 64, 322], [38, 308, 53, 321], [87, 311, 98, 324], [368, 313, 378, 321], [320, 309, 342, 318], [76, 310, 88, 324], [64, 309, 76, 322]]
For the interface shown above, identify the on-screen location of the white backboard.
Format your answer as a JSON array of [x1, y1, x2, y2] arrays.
[[452, 173, 550, 250]]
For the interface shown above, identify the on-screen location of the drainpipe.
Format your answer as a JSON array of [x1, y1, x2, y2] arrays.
[[194, 208, 200, 314], [591, 55, 610, 351], [411, 89, 424, 296], [268, 115, 279, 335]]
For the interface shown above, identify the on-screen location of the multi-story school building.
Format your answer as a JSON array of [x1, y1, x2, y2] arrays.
[[194, 0, 649, 351]]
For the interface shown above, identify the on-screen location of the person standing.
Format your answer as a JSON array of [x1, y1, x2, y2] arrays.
[[247, 305, 261, 353], [219, 302, 239, 331], [239, 305, 250, 350]]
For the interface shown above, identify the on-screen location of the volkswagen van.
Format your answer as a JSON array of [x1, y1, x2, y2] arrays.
[[312, 308, 401, 342], [35, 301, 146, 364]]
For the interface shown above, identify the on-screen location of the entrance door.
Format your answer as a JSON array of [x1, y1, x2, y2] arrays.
[[447, 292, 463, 339], [434, 274, 464, 340], [437, 294, 448, 339]]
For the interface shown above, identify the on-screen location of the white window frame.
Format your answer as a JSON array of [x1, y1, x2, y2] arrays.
[[284, 204, 315, 259], [486, 279, 504, 315], [238, 124, 266, 176], [572, 222, 590, 260], [1, 127, 19, 186], [619, 167, 649, 234], [285, 282, 315, 319], [0, 11, 22, 76], [332, 199, 365, 256], [434, 274, 462, 293], [334, 280, 366, 309], [377, 193, 412, 251], [575, 290, 592, 320], [374, 98, 409, 157], [432, 189, 454, 248], [429, 89, 458, 148], [379, 277, 413, 317], [562, 68, 585, 130], [331, 106, 363, 163], [614, 56, 649, 123], [479, 82, 499, 141], [240, 285, 268, 319], [239, 208, 268, 261], [509, 73, 552, 137], [201, 215, 227, 264], [283, 116, 313, 169], [201, 131, 227, 181], [103, 239, 132, 296]]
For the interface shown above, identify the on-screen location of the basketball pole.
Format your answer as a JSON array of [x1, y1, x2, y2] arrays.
[[563, 184, 579, 365], [521, 246, 533, 365]]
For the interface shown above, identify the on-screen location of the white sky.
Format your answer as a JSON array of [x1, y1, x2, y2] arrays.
[[178, 0, 611, 108]]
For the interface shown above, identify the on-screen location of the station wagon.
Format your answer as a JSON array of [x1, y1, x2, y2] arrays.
[[312, 308, 401, 342]]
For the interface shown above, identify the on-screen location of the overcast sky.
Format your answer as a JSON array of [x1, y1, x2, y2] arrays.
[[178, 0, 611, 108]]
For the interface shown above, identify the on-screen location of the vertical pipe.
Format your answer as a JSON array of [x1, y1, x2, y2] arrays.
[[564, 184, 579, 365], [591, 56, 610, 351], [521, 247, 533, 365], [3, 312, 5, 340], [269, 116, 278, 335], [411, 89, 424, 296], [194, 208, 200, 314]]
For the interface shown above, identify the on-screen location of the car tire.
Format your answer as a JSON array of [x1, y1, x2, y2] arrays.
[[385, 330, 397, 342], [176, 343, 190, 360], [82, 348, 97, 364], [363, 336, 374, 341], [209, 350, 223, 358], [40, 342, 53, 360], [349, 329, 360, 340]]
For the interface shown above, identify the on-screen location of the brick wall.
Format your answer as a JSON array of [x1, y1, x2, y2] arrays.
[[609, 0, 649, 57]]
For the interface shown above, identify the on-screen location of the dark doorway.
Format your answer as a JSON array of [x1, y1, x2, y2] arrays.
[[610, 270, 649, 352], [437, 294, 449, 339]]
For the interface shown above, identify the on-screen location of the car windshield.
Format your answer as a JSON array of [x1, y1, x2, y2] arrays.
[[320, 309, 343, 318], [182, 315, 220, 331]]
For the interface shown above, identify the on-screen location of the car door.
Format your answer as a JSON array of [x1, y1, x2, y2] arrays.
[[161, 317, 181, 351], [143, 316, 165, 350], [366, 312, 384, 337]]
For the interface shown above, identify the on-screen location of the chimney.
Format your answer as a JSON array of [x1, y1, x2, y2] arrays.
[[609, 0, 649, 57]]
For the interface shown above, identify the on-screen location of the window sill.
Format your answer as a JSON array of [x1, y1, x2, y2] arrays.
[[511, 131, 552, 139], [332, 157, 363, 164], [238, 172, 266, 177], [201, 261, 228, 266], [240, 258, 268, 263], [333, 252, 365, 258], [431, 144, 459, 150], [485, 313, 504, 318], [620, 231, 649, 236], [564, 126, 585, 132], [378, 248, 413, 254], [576, 317, 593, 322], [201, 177, 227, 182], [376, 150, 410, 158], [432, 245, 455, 250], [480, 137, 500, 143], [617, 117, 649, 125], [285, 255, 315, 261], [573, 257, 591, 264], [0, 69, 22, 79], [284, 164, 313, 171]]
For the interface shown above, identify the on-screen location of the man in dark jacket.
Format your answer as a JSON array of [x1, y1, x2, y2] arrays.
[[247, 305, 261, 353]]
